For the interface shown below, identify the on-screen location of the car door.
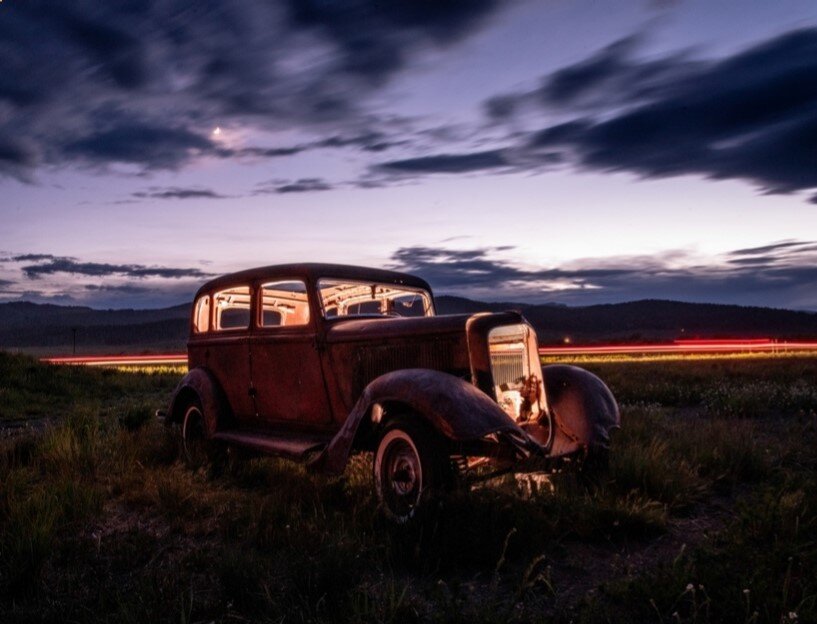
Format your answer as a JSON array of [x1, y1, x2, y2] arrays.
[[249, 279, 332, 428], [200, 285, 255, 425]]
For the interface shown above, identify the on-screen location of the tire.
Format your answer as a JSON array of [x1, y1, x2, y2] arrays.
[[181, 400, 225, 472], [182, 401, 207, 468], [373, 417, 451, 524]]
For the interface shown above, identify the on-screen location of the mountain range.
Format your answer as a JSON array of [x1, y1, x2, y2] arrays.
[[1, 297, 816, 354]]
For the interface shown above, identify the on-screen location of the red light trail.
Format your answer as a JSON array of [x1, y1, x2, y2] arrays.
[[41, 354, 188, 367], [538, 339, 817, 356], [38, 339, 817, 368]]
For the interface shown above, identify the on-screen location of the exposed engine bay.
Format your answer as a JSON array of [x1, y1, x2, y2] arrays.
[[488, 324, 547, 424]]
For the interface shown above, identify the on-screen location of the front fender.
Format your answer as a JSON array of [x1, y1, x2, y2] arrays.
[[166, 367, 231, 437], [312, 368, 525, 475], [543, 365, 620, 457]]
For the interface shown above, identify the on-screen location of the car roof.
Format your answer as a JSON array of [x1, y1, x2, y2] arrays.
[[194, 263, 432, 299]]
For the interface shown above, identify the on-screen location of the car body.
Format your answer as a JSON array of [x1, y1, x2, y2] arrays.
[[163, 263, 619, 521]]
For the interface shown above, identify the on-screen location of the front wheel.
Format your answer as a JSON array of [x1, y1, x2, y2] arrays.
[[373, 418, 451, 523]]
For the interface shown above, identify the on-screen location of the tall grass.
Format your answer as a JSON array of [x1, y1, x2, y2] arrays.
[[0, 352, 815, 622]]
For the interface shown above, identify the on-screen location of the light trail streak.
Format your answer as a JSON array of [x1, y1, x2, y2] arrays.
[[41, 354, 188, 367], [39, 339, 817, 367], [538, 339, 817, 356]]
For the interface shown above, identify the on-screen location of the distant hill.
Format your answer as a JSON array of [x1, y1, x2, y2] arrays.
[[0, 302, 190, 353], [437, 297, 817, 343], [1, 298, 816, 354], [0, 301, 189, 328]]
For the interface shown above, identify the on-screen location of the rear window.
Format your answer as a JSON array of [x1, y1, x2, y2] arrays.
[[214, 286, 251, 331]]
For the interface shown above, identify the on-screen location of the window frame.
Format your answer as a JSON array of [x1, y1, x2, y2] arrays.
[[316, 277, 435, 320], [212, 285, 253, 332], [255, 278, 312, 330], [192, 293, 212, 334]]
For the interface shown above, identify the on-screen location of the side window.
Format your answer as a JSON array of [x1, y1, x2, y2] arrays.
[[259, 280, 310, 327], [214, 286, 251, 331], [193, 294, 210, 333]]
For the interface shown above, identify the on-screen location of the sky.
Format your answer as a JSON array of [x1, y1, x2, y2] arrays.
[[1, 0, 817, 310]]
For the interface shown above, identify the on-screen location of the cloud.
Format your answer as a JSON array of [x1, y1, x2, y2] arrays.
[[374, 149, 510, 175], [83, 283, 151, 294], [389, 241, 817, 309], [728, 240, 817, 257], [131, 186, 232, 200], [252, 178, 334, 195], [270, 178, 334, 194], [6, 253, 60, 262], [490, 28, 817, 201], [62, 120, 216, 169], [315, 131, 407, 152], [15, 256, 212, 280], [0, 1, 507, 178], [284, 0, 503, 84], [4, 241, 817, 310]]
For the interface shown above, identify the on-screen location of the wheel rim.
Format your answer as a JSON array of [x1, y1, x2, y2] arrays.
[[182, 405, 207, 467], [378, 433, 423, 521]]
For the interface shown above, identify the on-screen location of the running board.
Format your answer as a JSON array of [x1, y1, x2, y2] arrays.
[[212, 430, 329, 462]]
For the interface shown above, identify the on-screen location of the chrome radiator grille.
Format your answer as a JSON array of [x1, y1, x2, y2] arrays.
[[490, 350, 526, 388]]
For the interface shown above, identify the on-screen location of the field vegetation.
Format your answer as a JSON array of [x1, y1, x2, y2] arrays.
[[0, 351, 815, 623]]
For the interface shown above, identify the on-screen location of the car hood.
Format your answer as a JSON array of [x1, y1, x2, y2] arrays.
[[324, 313, 473, 343]]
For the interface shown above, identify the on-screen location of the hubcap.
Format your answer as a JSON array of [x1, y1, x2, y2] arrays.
[[380, 436, 422, 519]]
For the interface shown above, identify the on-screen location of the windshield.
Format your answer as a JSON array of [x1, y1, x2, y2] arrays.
[[317, 278, 434, 319]]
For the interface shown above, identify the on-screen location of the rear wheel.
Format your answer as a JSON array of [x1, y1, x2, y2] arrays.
[[181, 401, 225, 471], [373, 417, 451, 523], [182, 402, 208, 468]]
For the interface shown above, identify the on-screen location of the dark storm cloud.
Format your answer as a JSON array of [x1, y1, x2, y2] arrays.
[[18, 257, 211, 280], [390, 241, 817, 308], [382, 29, 817, 197], [131, 186, 231, 200], [62, 122, 216, 169], [0, 0, 508, 178], [285, 0, 503, 84], [486, 28, 817, 201]]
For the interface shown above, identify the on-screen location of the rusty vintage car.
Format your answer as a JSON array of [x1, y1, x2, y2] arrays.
[[161, 263, 619, 521]]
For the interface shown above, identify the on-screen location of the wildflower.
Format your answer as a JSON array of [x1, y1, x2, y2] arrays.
[[788, 612, 798, 620], [743, 588, 750, 594], [686, 583, 694, 591]]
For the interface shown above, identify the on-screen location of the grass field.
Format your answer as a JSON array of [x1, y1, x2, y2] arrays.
[[1, 351, 815, 623]]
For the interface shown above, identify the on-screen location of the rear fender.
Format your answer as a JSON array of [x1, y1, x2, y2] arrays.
[[312, 368, 526, 475], [166, 367, 232, 438], [543, 365, 620, 457]]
